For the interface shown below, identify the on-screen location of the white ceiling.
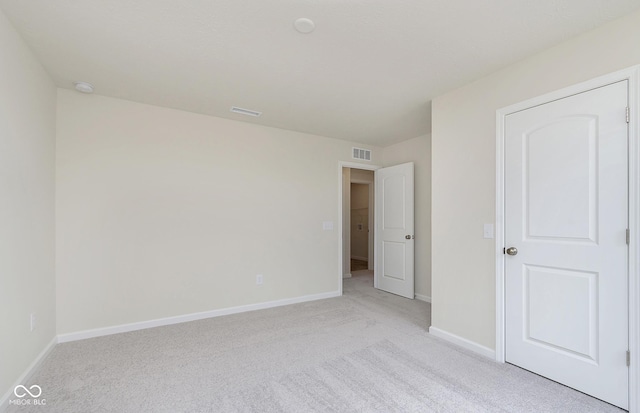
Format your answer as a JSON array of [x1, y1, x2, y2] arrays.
[[1, 1, 638, 146]]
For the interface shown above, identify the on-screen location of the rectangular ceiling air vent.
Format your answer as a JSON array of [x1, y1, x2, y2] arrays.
[[352, 147, 371, 161], [230, 106, 262, 117]]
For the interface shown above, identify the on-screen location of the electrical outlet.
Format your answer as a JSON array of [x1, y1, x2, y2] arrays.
[[30, 313, 36, 332], [256, 274, 263, 285]]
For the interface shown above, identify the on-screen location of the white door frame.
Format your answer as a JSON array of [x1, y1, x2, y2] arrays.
[[495, 65, 640, 411], [338, 161, 380, 296]]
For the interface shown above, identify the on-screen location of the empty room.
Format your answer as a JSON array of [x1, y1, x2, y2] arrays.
[[1, 1, 640, 412]]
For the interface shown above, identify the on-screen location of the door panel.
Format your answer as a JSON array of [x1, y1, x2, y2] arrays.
[[383, 241, 406, 281], [505, 81, 628, 409], [375, 162, 414, 298], [524, 116, 597, 242], [524, 265, 598, 361], [383, 175, 406, 229]]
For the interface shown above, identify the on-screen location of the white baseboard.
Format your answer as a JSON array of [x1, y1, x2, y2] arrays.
[[0, 336, 57, 411], [342, 273, 352, 279], [351, 256, 368, 262], [58, 291, 341, 343], [428, 326, 495, 359], [414, 294, 431, 303]]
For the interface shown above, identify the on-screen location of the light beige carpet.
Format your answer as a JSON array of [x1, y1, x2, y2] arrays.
[[7, 272, 622, 412]]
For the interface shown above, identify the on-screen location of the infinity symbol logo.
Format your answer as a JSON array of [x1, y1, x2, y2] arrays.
[[14, 385, 42, 398]]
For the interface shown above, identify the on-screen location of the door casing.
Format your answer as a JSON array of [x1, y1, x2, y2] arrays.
[[338, 161, 380, 296], [495, 65, 640, 412]]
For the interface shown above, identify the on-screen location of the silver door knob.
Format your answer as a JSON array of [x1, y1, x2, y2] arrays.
[[506, 247, 518, 256], [405, 235, 411, 239]]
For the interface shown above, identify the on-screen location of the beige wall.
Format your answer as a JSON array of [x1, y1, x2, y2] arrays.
[[383, 135, 431, 299], [0, 8, 56, 402], [350, 168, 375, 184], [431, 10, 640, 349], [56, 90, 380, 334], [350, 183, 369, 209]]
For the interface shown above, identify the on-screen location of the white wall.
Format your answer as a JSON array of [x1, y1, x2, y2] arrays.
[[383, 135, 431, 300], [0, 8, 56, 404], [431, 9, 640, 349], [56, 90, 380, 335]]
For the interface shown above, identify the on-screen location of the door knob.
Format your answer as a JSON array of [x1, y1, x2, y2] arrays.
[[405, 235, 413, 239], [506, 247, 518, 256]]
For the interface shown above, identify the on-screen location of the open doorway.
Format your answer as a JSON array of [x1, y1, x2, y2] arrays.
[[350, 180, 373, 276], [342, 167, 375, 298], [339, 159, 428, 328], [342, 167, 374, 279], [340, 162, 415, 299]]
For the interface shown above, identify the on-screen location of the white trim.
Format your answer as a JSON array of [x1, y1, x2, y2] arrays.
[[338, 161, 381, 296], [351, 255, 368, 261], [0, 336, 57, 411], [429, 326, 495, 359], [495, 101, 506, 363], [415, 294, 432, 303], [58, 291, 340, 343], [496, 65, 640, 412], [368, 181, 374, 271], [628, 65, 640, 413], [342, 273, 352, 279], [339, 161, 379, 171]]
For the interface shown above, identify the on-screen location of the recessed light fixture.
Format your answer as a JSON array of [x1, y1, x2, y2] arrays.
[[230, 106, 262, 117], [73, 81, 94, 94], [294, 18, 315, 34]]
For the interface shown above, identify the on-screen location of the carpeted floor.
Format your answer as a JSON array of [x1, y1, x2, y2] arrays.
[[7, 272, 623, 412]]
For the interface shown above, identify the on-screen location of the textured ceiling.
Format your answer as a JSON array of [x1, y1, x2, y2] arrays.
[[1, 1, 638, 146]]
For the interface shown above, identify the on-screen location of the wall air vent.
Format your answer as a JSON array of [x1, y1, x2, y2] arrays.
[[352, 147, 372, 161], [230, 106, 262, 117]]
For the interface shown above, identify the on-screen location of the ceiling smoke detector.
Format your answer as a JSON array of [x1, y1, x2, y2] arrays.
[[73, 81, 94, 94], [294, 18, 315, 34]]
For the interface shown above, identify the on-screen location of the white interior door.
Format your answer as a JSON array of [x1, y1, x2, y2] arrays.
[[505, 81, 629, 409], [375, 162, 414, 299]]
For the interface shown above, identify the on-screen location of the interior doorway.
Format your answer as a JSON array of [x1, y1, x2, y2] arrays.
[[343, 168, 374, 279], [350, 182, 371, 273], [340, 161, 416, 300]]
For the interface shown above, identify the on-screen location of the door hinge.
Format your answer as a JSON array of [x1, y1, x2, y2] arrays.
[[627, 106, 630, 123], [626, 229, 630, 245], [627, 350, 631, 367]]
